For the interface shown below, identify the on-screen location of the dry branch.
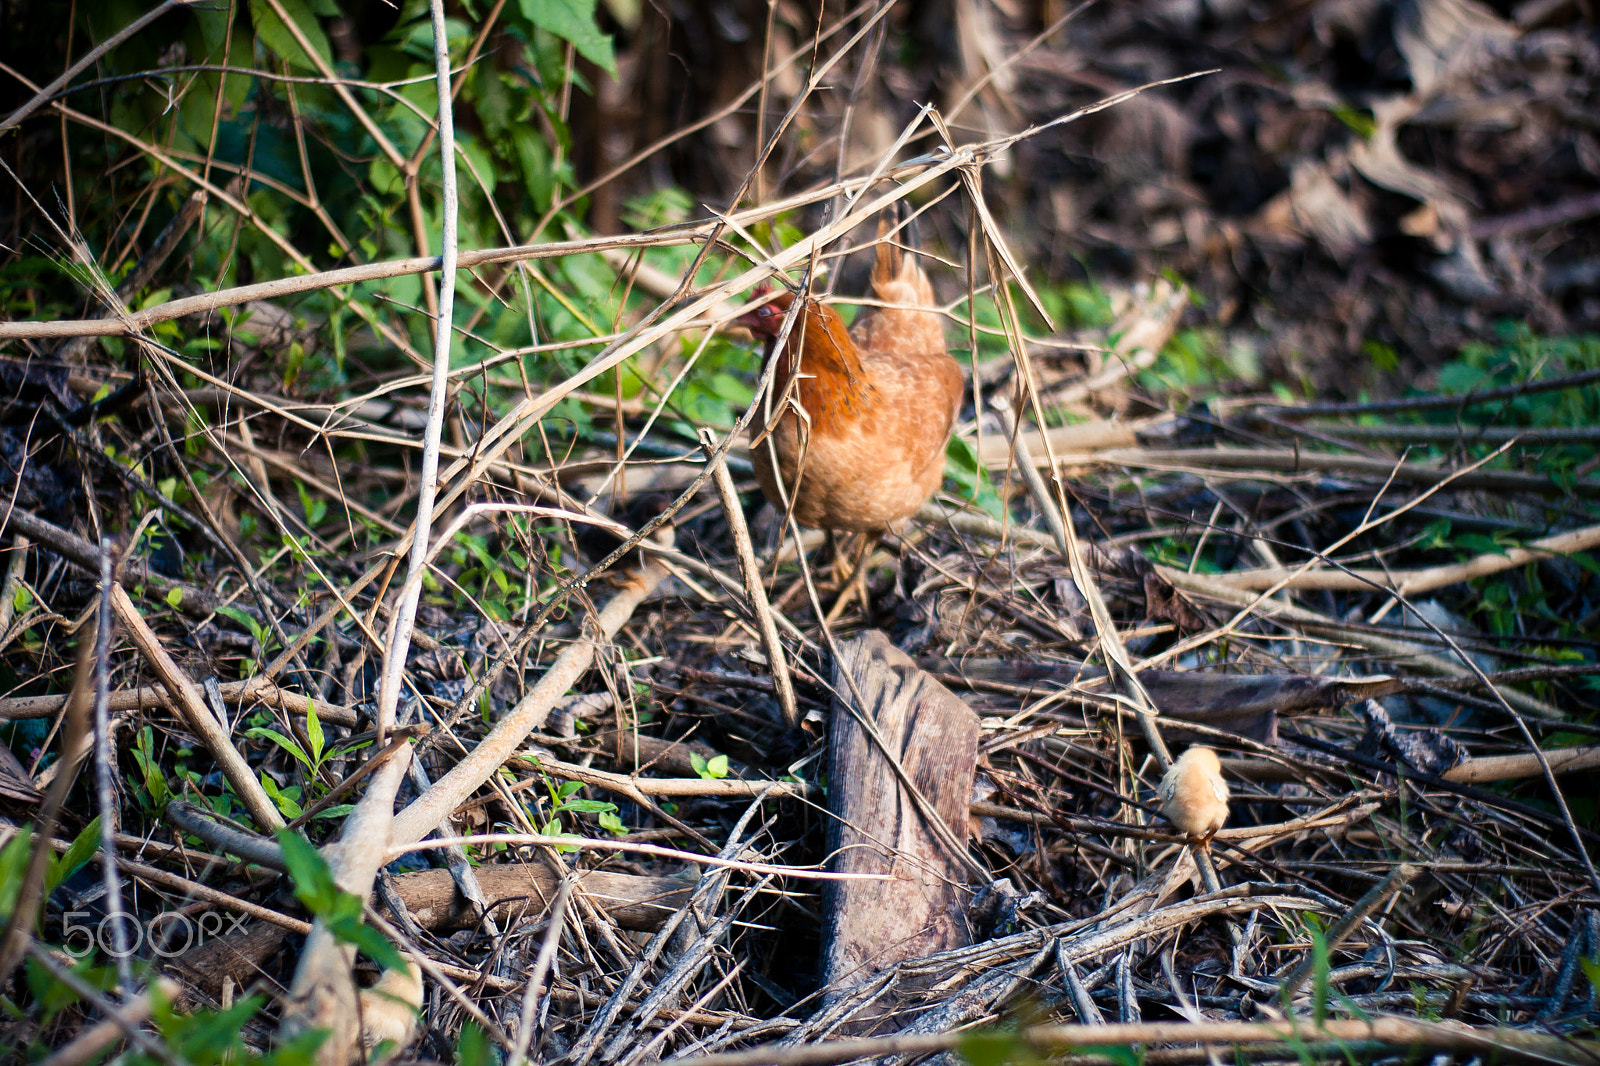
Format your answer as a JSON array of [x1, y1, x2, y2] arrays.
[[388, 544, 670, 848], [1278, 864, 1418, 999], [671, 1016, 1596, 1066], [700, 429, 798, 729], [533, 757, 812, 799], [1442, 746, 1600, 784], [0, 677, 357, 725], [0, 506, 218, 619], [995, 445, 1600, 498], [1159, 568, 1566, 719], [1203, 522, 1600, 595], [109, 586, 285, 831], [32, 979, 178, 1066]]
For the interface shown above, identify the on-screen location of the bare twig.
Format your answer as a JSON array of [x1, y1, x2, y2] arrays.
[[0, 625, 93, 985], [395, 833, 885, 884], [275, 0, 467, 1054], [34, 978, 178, 1066], [699, 428, 798, 729], [25, 946, 182, 1065], [0, 675, 357, 725], [667, 1016, 1595, 1066], [507, 874, 575, 1066], [991, 445, 1600, 498], [1204, 522, 1600, 595], [389, 543, 670, 848], [1255, 367, 1600, 420], [1443, 747, 1600, 784], [0, 1, 189, 129], [110, 585, 285, 831], [1279, 864, 1419, 1000]]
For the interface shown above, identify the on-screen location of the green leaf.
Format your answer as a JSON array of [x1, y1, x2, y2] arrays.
[[944, 434, 1005, 520], [598, 809, 627, 836], [132, 726, 172, 809], [276, 830, 407, 971], [519, 0, 616, 76], [246, 727, 312, 770], [148, 990, 268, 1062], [305, 699, 324, 767], [1580, 956, 1600, 998], [47, 815, 102, 896], [27, 955, 117, 1022], [216, 603, 266, 643], [958, 1029, 1040, 1066], [273, 789, 305, 819], [456, 1020, 492, 1066], [1310, 926, 1331, 1025], [297, 480, 326, 527], [560, 798, 617, 814], [165, 587, 185, 608], [0, 825, 32, 922], [249, 0, 334, 73], [690, 752, 728, 780], [1457, 533, 1513, 558], [336, 920, 408, 973], [277, 830, 341, 915], [540, 818, 584, 854]]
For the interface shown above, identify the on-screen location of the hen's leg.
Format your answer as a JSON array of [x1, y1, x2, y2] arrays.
[[824, 532, 879, 624]]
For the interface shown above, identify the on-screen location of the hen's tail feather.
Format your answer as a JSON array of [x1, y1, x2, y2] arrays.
[[871, 203, 933, 306], [870, 204, 908, 291]]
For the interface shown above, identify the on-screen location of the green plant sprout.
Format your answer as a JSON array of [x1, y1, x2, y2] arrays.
[[690, 752, 729, 781]]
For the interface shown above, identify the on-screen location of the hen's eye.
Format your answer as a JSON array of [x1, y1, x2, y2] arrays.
[[757, 305, 774, 318]]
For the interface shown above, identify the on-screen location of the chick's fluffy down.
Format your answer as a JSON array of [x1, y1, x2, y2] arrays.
[[360, 961, 424, 1055], [1159, 746, 1229, 839]]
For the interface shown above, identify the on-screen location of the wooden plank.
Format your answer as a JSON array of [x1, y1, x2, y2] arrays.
[[823, 630, 980, 1021]]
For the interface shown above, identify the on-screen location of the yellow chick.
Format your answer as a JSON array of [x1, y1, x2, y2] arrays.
[[1160, 746, 1229, 846], [359, 960, 424, 1058]]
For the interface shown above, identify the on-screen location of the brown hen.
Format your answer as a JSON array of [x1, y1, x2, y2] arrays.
[[740, 224, 963, 533]]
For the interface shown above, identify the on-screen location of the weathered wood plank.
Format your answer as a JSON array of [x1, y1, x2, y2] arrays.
[[823, 631, 980, 1022]]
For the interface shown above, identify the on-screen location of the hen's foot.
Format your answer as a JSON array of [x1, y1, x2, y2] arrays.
[[823, 559, 872, 624]]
